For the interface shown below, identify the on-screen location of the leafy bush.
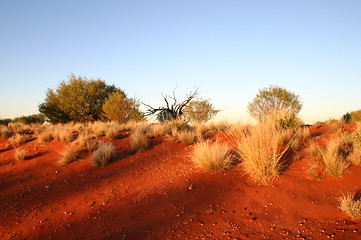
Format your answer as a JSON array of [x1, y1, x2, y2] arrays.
[[39, 74, 121, 123], [248, 85, 302, 121], [183, 98, 219, 123], [12, 114, 45, 124], [91, 142, 117, 167], [342, 109, 361, 124], [191, 140, 232, 172], [102, 92, 144, 123]]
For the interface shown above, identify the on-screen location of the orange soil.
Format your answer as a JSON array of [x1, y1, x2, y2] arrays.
[[0, 125, 360, 240]]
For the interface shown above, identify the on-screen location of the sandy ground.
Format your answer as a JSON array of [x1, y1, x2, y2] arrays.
[[0, 125, 360, 240]]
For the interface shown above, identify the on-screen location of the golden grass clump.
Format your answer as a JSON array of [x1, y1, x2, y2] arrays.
[[0, 126, 12, 139], [89, 121, 107, 137], [37, 131, 54, 145], [14, 148, 27, 161], [58, 147, 79, 166], [9, 133, 28, 145], [148, 123, 166, 138], [174, 130, 200, 145], [91, 142, 116, 167], [231, 120, 298, 185], [339, 193, 361, 220], [129, 129, 149, 152], [316, 138, 349, 177], [191, 140, 232, 172], [105, 125, 120, 139], [52, 126, 74, 143]]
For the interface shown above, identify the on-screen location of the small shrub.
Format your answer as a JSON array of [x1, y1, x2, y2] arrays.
[[59, 147, 79, 166], [192, 140, 232, 171], [15, 148, 27, 161], [9, 133, 28, 145], [317, 138, 349, 177], [91, 142, 116, 167], [129, 129, 149, 152], [339, 193, 361, 219]]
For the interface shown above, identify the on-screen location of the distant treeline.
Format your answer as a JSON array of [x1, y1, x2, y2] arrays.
[[0, 114, 45, 125]]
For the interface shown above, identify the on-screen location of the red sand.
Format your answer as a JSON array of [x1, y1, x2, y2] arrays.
[[0, 125, 360, 240]]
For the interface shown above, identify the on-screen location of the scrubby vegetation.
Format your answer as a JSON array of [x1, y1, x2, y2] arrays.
[[59, 147, 79, 166], [129, 128, 149, 152], [14, 148, 27, 161], [192, 140, 233, 172], [339, 193, 361, 219], [91, 142, 117, 167]]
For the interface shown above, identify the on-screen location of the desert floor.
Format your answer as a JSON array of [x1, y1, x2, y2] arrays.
[[0, 124, 360, 240]]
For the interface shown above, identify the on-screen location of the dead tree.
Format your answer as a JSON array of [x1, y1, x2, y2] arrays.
[[144, 88, 199, 121]]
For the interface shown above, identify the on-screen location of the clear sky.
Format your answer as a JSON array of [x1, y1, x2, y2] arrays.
[[1, 0, 360, 124]]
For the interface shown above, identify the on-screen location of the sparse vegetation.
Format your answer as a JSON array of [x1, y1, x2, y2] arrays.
[[192, 140, 232, 171], [232, 119, 299, 184], [9, 133, 28, 145], [59, 147, 79, 165], [316, 138, 350, 177], [174, 130, 199, 145], [129, 129, 149, 152], [339, 193, 361, 219], [14, 148, 27, 161], [105, 125, 120, 139], [0, 126, 12, 139], [37, 131, 54, 145], [91, 142, 117, 167]]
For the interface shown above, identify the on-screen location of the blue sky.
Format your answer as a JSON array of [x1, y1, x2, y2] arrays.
[[1, 0, 360, 124]]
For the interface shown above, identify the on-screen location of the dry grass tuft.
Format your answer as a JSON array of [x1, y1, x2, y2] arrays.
[[339, 193, 361, 220], [174, 130, 200, 145], [148, 124, 166, 138], [231, 120, 298, 185], [105, 125, 120, 139], [129, 129, 149, 152], [9, 133, 28, 145], [58, 147, 79, 166], [192, 140, 233, 171], [316, 138, 349, 177], [90, 142, 117, 167], [0, 126, 12, 139], [14, 148, 27, 161], [89, 121, 107, 137], [37, 131, 53, 145]]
